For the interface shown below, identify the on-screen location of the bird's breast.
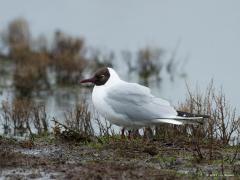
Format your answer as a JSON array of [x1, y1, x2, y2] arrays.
[[92, 86, 107, 113], [92, 86, 126, 126]]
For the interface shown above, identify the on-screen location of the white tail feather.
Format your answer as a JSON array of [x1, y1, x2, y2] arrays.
[[153, 119, 183, 125], [153, 116, 204, 125], [173, 116, 203, 121]]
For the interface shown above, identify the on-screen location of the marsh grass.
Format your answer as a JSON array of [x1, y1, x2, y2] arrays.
[[0, 99, 49, 137], [177, 82, 239, 163], [1, 81, 239, 149], [13, 50, 50, 97], [52, 31, 86, 85], [1, 18, 88, 98], [50, 102, 95, 143], [0, 87, 239, 177], [1, 18, 186, 99], [64, 102, 93, 136], [95, 114, 116, 137]]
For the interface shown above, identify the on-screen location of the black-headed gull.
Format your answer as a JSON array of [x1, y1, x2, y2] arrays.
[[80, 67, 208, 129]]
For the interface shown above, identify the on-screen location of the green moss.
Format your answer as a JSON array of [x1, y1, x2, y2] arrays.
[[210, 159, 223, 165], [159, 169, 189, 178], [87, 141, 103, 150], [30, 132, 56, 145], [150, 154, 176, 163]]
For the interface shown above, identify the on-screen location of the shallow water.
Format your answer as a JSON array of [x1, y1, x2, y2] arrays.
[[0, 86, 93, 134]]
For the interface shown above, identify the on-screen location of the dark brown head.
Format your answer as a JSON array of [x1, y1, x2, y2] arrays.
[[80, 67, 110, 86]]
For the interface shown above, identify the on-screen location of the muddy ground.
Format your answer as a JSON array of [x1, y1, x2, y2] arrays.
[[0, 135, 240, 180]]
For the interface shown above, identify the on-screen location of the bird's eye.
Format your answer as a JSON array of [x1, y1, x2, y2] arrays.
[[100, 75, 105, 78]]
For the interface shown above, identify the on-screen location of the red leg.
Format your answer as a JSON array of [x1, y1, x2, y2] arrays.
[[128, 130, 132, 139], [121, 128, 125, 139]]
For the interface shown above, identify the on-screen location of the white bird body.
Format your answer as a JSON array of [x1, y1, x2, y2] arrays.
[[92, 82, 128, 127], [92, 70, 134, 127], [81, 67, 207, 129]]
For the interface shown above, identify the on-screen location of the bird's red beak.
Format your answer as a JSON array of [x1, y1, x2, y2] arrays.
[[80, 77, 96, 84]]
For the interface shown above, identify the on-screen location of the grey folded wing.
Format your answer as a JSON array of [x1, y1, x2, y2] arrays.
[[104, 82, 177, 122]]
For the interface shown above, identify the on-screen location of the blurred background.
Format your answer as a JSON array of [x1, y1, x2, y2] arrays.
[[0, 0, 239, 135]]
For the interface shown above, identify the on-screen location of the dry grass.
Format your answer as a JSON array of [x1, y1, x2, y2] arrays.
[[180, 82, 240, 145], [95, 113, 116, 137], [0, 99, 49, 136], [177, 82, 240, 161], [64, 102, 93, 136]]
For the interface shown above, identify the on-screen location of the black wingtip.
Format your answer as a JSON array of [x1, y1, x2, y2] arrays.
[[177, 111, 210, 118]]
